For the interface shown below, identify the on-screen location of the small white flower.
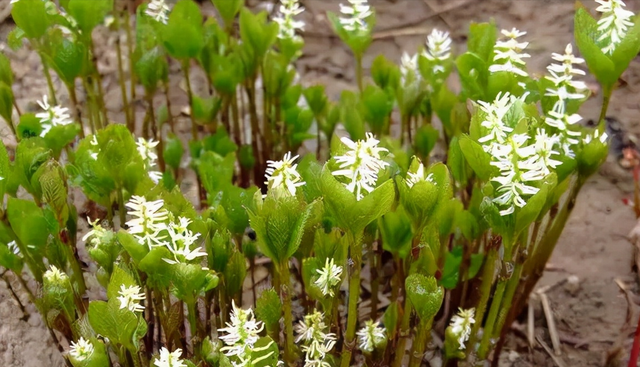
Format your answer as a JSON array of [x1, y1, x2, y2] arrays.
[[274, 0, 305, 39], [136, 137, 163, 184], [69, 337, 94, 362], [406, 162, 435, 188], [332, 133, 389, 201], [400, 52, 420, 84], [489, 28, 530, 77], [295, 310, 336, 366], [356, 320, 386, 352], [520, 129, 562, 176], [35, 95, 72, 137], [314, 258, 342, 297], [423, 29, 452, 65], [163, 216, 206, 264], [449, 308, 475, 349], [477, 92, 516, 146], [339, 0, 372, 32], [595, 0, 635, 54], [125, 196, 169, 249], [265, 152, 305, 197], [583, 129, 609, 144], [154, 347, 186, 367], [146, 0, 171, 24], [219, 301, 264, 360], [44, 265, 68, 284], [7, 241, 19, 255], [117, 284, 145, 313]]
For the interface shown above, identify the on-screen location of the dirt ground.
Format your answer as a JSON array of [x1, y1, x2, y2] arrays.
[[1, 0, 639, 366]]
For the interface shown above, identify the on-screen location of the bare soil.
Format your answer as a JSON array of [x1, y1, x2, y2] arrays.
[[1, 0, 639, 366]]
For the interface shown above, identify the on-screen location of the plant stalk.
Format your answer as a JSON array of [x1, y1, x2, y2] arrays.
[[340, 233, 363, 367], [409, 318, 433, 367], [280, 261, 295, 363]]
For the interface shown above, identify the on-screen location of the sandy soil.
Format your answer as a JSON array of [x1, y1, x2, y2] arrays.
[[1, 0, 639, 366]]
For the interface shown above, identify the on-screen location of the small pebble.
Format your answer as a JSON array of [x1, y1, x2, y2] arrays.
[[565, 275, 581, 296]]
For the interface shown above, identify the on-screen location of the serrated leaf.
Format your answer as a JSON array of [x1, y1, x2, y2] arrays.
[[223, 251, 246, 297], [255, 288, 282, 330], [88, 300, 144, 350]]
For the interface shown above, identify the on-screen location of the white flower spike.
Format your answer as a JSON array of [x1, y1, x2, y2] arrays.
[[449, 308, 475, 349], [154, 347, 186, 367], [314, 258, 343, 297], [332, 133, 389, 201], [423, 29, 452, 74], [356, 320, 386, 352], [489, 28, 530, 77], [265, 152, 305, 198], [69, 337, 94, 362], [595, 0, 635, 55], [163, 216, 206, 264], [339, 0, 372, 32], [44, 265, 68, 284], [295, 310, 336, 366], [146, 0, 171, 24], [406, 162, 435, 188], [36, 95, 73, 137], [117, 284, 146, 313], [274, 0, 305, 39], [125, 196, 169, 249], [218, 301, 264, 361], [136, 137, 163, 184]]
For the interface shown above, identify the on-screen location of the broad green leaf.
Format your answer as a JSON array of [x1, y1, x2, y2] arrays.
[[11, 0, 51, 39], [405, 273, 444, 321], [117, 229, 149, 264], [255, 288, 282, 331], [163, 134, 184, 171], [467, 22, 497, 64], [458, 134, 493, 181], [7, 197, 49, 253], [88, 300, 143, 350], [379, 206, 413, 259], [163, 0, 205, 60], [68, 0, 113, 36], [223, 251, 247, 297], [0, 53, 13, 86], [574, 8, 617, 86], [211, 0, 243, 27], [106, 266, 138, 300], [612, 15, 640, 78], [0, 83, 14, 123], [46, 36, 87, 84]]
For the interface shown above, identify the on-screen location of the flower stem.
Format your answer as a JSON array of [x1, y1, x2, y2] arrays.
[[355, 53, 363, 93], [67, 83, 85, 138], [116, 34, 132, 131], [391, 291, 413, 367], [467, 248, 498, 353], [408, 318, 433, 367], [340, 233, 363, 367], [182, 60, 197, 141], [598, 84, 612, 123], [477, 272, 508, 360], [124, 8, 136, 127], [38, 52, 58, 105], [117, 188, 127, 229], [280, 260, 295, 363]]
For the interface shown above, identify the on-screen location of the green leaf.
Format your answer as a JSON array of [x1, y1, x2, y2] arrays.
[[303, 85, 329, 119], [362, 85, 393, 135], [467, 22, 497, 64], [163, 134, 184, 171], [0, 242, 23, 273], [106, 266, 138, 300], [7, 198, 50, 251], [414, 124, 439, 158], [379, 206, 413, 259], [46, 36, 88, 84], [371, 54, 400, 90], [68, 0, 113, 35], [515, 181, 550, 235], [7, 27, 26, 51], [44, 123, 81, 158], [251, 337, 280, 367], [88, 300, 143, 350], [405, 273, 444, 321], [117, 229, 149, 264], [239, 9, 278, 63], [255, 288, 282, 331], [17, 113, 42, 139], [0, 141, 9, 205], [223, 251, 247, 297], [163, 0, 204, 59], [0, 83, 14, 123], [458, 134, 493, 181], [139, 247, 174, 289], [574, 8, 617, 86], [456, 52, 487, 100], [0, 53, 13, 86], [135, 47, 168, 93], [211, 0, 243, 27], [383, 301, 400, 340], [612, 15, 640, 83], [11, 0, 51, 39]]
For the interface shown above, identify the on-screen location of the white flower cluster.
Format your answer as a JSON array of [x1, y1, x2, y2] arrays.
[[356, 320, 386, 352], [264, 152, 305, 198], [218, 301, 264, 366], [489, 28, 530, 78], [595, 0, 635, 55], [339, 0, 372, 32], [154, 347, 186, 367], [314, 258, 342, 297], [274, 0, 305, 40], [583, 128, 609, 145], [544, 44, 588, 156], [400, 52, 419, 85], [36, 95, 73, 137], [136, 137, 163, 184], [7, 241, 19, 255], [44, 265, 68, 284], [69, 337, 94, 362], [332, 133, 389, 201], [295, 310, 336, 367], [125, 196, 207, 264], [406, 162, 435, 188], [145, 0, 171, 24], [423, 29, 452, 74], [478, 93, 560, 216], [449, 308, 475, 349], [117, 284, 146, 313]]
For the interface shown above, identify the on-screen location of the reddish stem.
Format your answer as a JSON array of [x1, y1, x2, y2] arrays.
[[629, 314, 640, 367]]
